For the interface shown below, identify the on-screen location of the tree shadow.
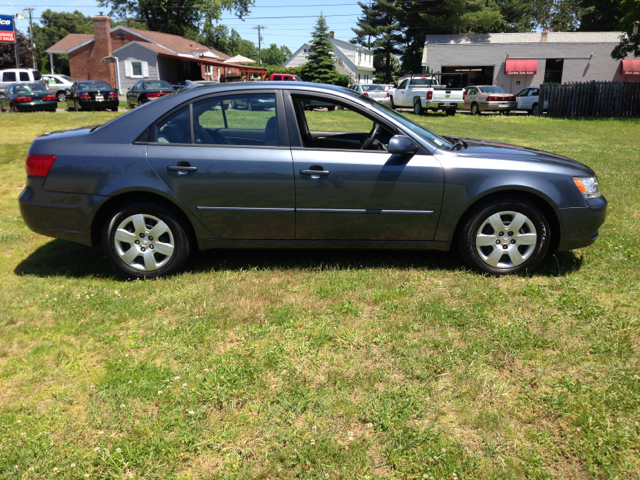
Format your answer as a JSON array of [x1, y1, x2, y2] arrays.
[[15, 240, 583, 280]]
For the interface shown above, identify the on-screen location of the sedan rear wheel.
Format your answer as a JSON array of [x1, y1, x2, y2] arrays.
[[56, 91, 66, 102], [103, 202, 191, 279], [470, 103, 480, 115], [458, 198, 550, 274]]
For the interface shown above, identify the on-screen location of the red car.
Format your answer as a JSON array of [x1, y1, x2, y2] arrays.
[[270, 74, 302, 81]]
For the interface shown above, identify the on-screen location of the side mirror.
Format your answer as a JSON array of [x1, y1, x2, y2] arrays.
[[388, 135, 417, 155]]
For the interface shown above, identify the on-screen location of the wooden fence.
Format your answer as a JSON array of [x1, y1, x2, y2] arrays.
[[538, 81, 640, 118]]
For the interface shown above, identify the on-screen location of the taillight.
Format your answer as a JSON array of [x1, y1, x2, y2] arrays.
[[145, 92, 169, 99], [42, 95, 56, 101], [363, 92, 369, 97], [385, 92, 390, 98], [508, 95, 516, 101], [463, 91, 466, 101], [15, 96, 33, 103], [108, 92, 118, 99], [78, 93, 90, 99], [26, 154, 56, 177], [426, 91, 433, 100]]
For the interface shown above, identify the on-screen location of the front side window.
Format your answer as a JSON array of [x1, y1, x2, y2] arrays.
[[398, 79, 408, 89], [3, 72, 16, 82], [132, 62, 143, 77], [193, 93, 278, 146], [19, 72, 29, 81], [467, 88, 477, 95], [516, 89, 529, 97]]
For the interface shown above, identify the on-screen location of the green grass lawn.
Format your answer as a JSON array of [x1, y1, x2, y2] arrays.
[[0, 109, 639, 479]]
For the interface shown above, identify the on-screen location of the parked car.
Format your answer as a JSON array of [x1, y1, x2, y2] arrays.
[[379, 84, 395, 92], [19, 82, 606, 279], [66, 80, 119, 112], [349, 83, 390, 106], [126, 80, 174, 108], [514, 86, 548, 115], [0, 68, 47, 93], [461, 85, 517, 115], [178, 80, 220, 91], [0, 82, 57, 112], [389, 74, 465, 116], [42, 74, 75, 102], [169, 81, 186, 91], [270, 73, 302, 81]]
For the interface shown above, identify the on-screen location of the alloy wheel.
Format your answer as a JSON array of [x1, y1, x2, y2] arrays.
[[475, 211, 537, 268], [113, 213, 175, 272]]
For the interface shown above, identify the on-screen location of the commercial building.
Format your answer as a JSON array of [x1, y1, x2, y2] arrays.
[[422, 31, 639, 93], [47, 15, 266, 93]]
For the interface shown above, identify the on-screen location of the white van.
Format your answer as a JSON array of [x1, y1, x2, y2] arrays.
[[0, 69, 47, 93]]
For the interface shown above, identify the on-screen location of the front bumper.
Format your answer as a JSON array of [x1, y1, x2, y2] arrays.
[[556, 196, 608, 251], [19, 178, 107, 246], [481, 101, 517, 111]]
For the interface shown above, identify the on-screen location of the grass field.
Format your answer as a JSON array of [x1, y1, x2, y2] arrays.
[[0, 109, 639, 479]]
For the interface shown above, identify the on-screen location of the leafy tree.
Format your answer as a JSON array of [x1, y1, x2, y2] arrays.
[[32, 10, 93, 74], [301, 14, 341, 84], [494, 0, 535, 32], [261, 44, 292, 66], [98, 0, 254, 38], [611, 0, 640, 59], [0, 31, 31, 70], [532, 0, 584, 31], [579, 0, 623, 31]]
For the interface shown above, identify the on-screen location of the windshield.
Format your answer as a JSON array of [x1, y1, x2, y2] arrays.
[[14, 83, 47, 93], [142, 81, 172, 89], [480, 86, 507, 94], [79, 81, 112, 91], [362, 96, 452, 149], [362, 84, 384, 92]]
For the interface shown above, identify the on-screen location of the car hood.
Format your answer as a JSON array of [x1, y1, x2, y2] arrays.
[[451, 137, 594, 175]]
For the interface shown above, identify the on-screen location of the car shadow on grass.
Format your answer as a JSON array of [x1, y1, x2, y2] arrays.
[[14, 239, 583, 279]]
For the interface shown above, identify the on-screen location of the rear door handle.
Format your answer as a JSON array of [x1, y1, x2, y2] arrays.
[[300, 169, 330, 176], [167, 164, 197, 175]]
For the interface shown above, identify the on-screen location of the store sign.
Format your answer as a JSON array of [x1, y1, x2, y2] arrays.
[[0, 14, 16, 43]]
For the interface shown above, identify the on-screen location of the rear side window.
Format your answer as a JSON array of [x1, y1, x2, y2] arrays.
[[33, 70, 42, 80], [272, 75, 282, 81], [20, 72, 29, 81], [156, 106, 192, 144], [3, 72, 16, 82]]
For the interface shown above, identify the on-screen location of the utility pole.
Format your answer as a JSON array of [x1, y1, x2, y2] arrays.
[[13, 15, 20, 68], [23, 7, 36, 69], [253, 25, 264, 66]]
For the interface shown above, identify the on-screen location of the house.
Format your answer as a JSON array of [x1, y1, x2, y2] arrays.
[[421, 31, 639, 94], [282, 32, 375, 83], [47, 15, 267, 93]]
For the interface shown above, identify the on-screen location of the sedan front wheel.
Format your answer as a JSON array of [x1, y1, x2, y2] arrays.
[[458, 198, 550, 274], [103, 202, 191, 279]]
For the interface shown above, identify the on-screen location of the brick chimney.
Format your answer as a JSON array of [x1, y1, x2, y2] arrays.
[[541, 29, 548, 42], [330, 31, 335, 39], [88, 14, 115, 87]]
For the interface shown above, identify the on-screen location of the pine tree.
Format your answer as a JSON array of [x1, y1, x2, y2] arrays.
[[302, 14, 340, 84]]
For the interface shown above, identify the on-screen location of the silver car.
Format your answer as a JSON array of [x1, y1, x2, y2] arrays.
[[42, 74, 75, 102], [515, 87, 548, 115], [461, 85, 517, 115], [349, 83, 391, 105]]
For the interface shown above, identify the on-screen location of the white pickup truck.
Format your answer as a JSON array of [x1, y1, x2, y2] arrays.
[[389, 74, 465, 116]]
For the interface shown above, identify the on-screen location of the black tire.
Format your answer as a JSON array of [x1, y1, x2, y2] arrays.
[[10, 105, 16, 113], [327, 106, 336, 111], [389, 96, 395, 109], [56, 91, 66, 102], [532, 103, 539, 115], [457, 197, 550, 275], [127, 98, 133, 109], [470, 103, 480, 116], [446, 108, 456, 116], [413, 98, 424, 115], [0, 102, 4, 113], [102, 202, 192, 279]]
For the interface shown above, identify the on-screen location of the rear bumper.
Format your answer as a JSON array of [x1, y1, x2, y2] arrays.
[[78, 99, 119, 109], [13, 103, 57, 112], [556, 196, 608, 251], [481, 101, 517, 111], [19, 178, 107, 246], [426, 102, 464, 109]]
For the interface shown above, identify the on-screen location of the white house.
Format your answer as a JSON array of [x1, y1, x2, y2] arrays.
[[282, 32, 375, 83]]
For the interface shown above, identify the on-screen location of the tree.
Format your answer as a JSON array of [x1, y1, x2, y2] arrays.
[[531, 0, 584, 31], [301, 14, 341, 84], [261, 44, 292, 66], [611, 0, 640, 59], [98, 0, 254, 38], [0, 31, 31, 70], [32, 10, 93, 74]]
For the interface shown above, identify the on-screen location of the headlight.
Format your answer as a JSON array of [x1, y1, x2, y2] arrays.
[[573, 176, 601, 199]]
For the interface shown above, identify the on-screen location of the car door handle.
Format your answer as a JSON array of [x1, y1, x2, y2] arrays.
[[167, 164, 197, 175], [300, 169, 330, 176]]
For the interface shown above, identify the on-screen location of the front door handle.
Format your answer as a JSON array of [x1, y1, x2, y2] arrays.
[[300, 169, 330, 176], [167, 163, 197, 175]]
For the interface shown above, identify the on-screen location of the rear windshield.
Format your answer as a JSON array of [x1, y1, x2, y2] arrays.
[[362, 84, 384, 91], [479, 86, 507, 94], [142, 81, 171, 89], [409, 78, 437, 86], [61, 75, 75, 83], [14, 83, 47, 93], [78, 81, 112, 91]]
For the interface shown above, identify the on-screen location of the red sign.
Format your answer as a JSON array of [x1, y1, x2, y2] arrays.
[[620, 59, 640, 75], [504, 59, 538, 75], [0, 31, 15, 43]]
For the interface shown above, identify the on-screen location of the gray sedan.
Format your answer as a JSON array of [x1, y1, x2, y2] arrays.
[[349, 83, 391, 105], [19, 82, 606, 278], [462, 85, 517, 115]]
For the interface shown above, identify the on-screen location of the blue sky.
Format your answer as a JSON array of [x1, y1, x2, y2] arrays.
[[0, 0, 365, 52]]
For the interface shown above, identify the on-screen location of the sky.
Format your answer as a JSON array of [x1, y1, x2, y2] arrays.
[[0, 0, 366, 53]]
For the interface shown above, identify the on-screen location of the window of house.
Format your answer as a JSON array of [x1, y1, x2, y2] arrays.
[[544, 59, 564, 84], [193, 94, 278, 146], [205, 65, 212, 75], [132, 62, 143, 76]]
